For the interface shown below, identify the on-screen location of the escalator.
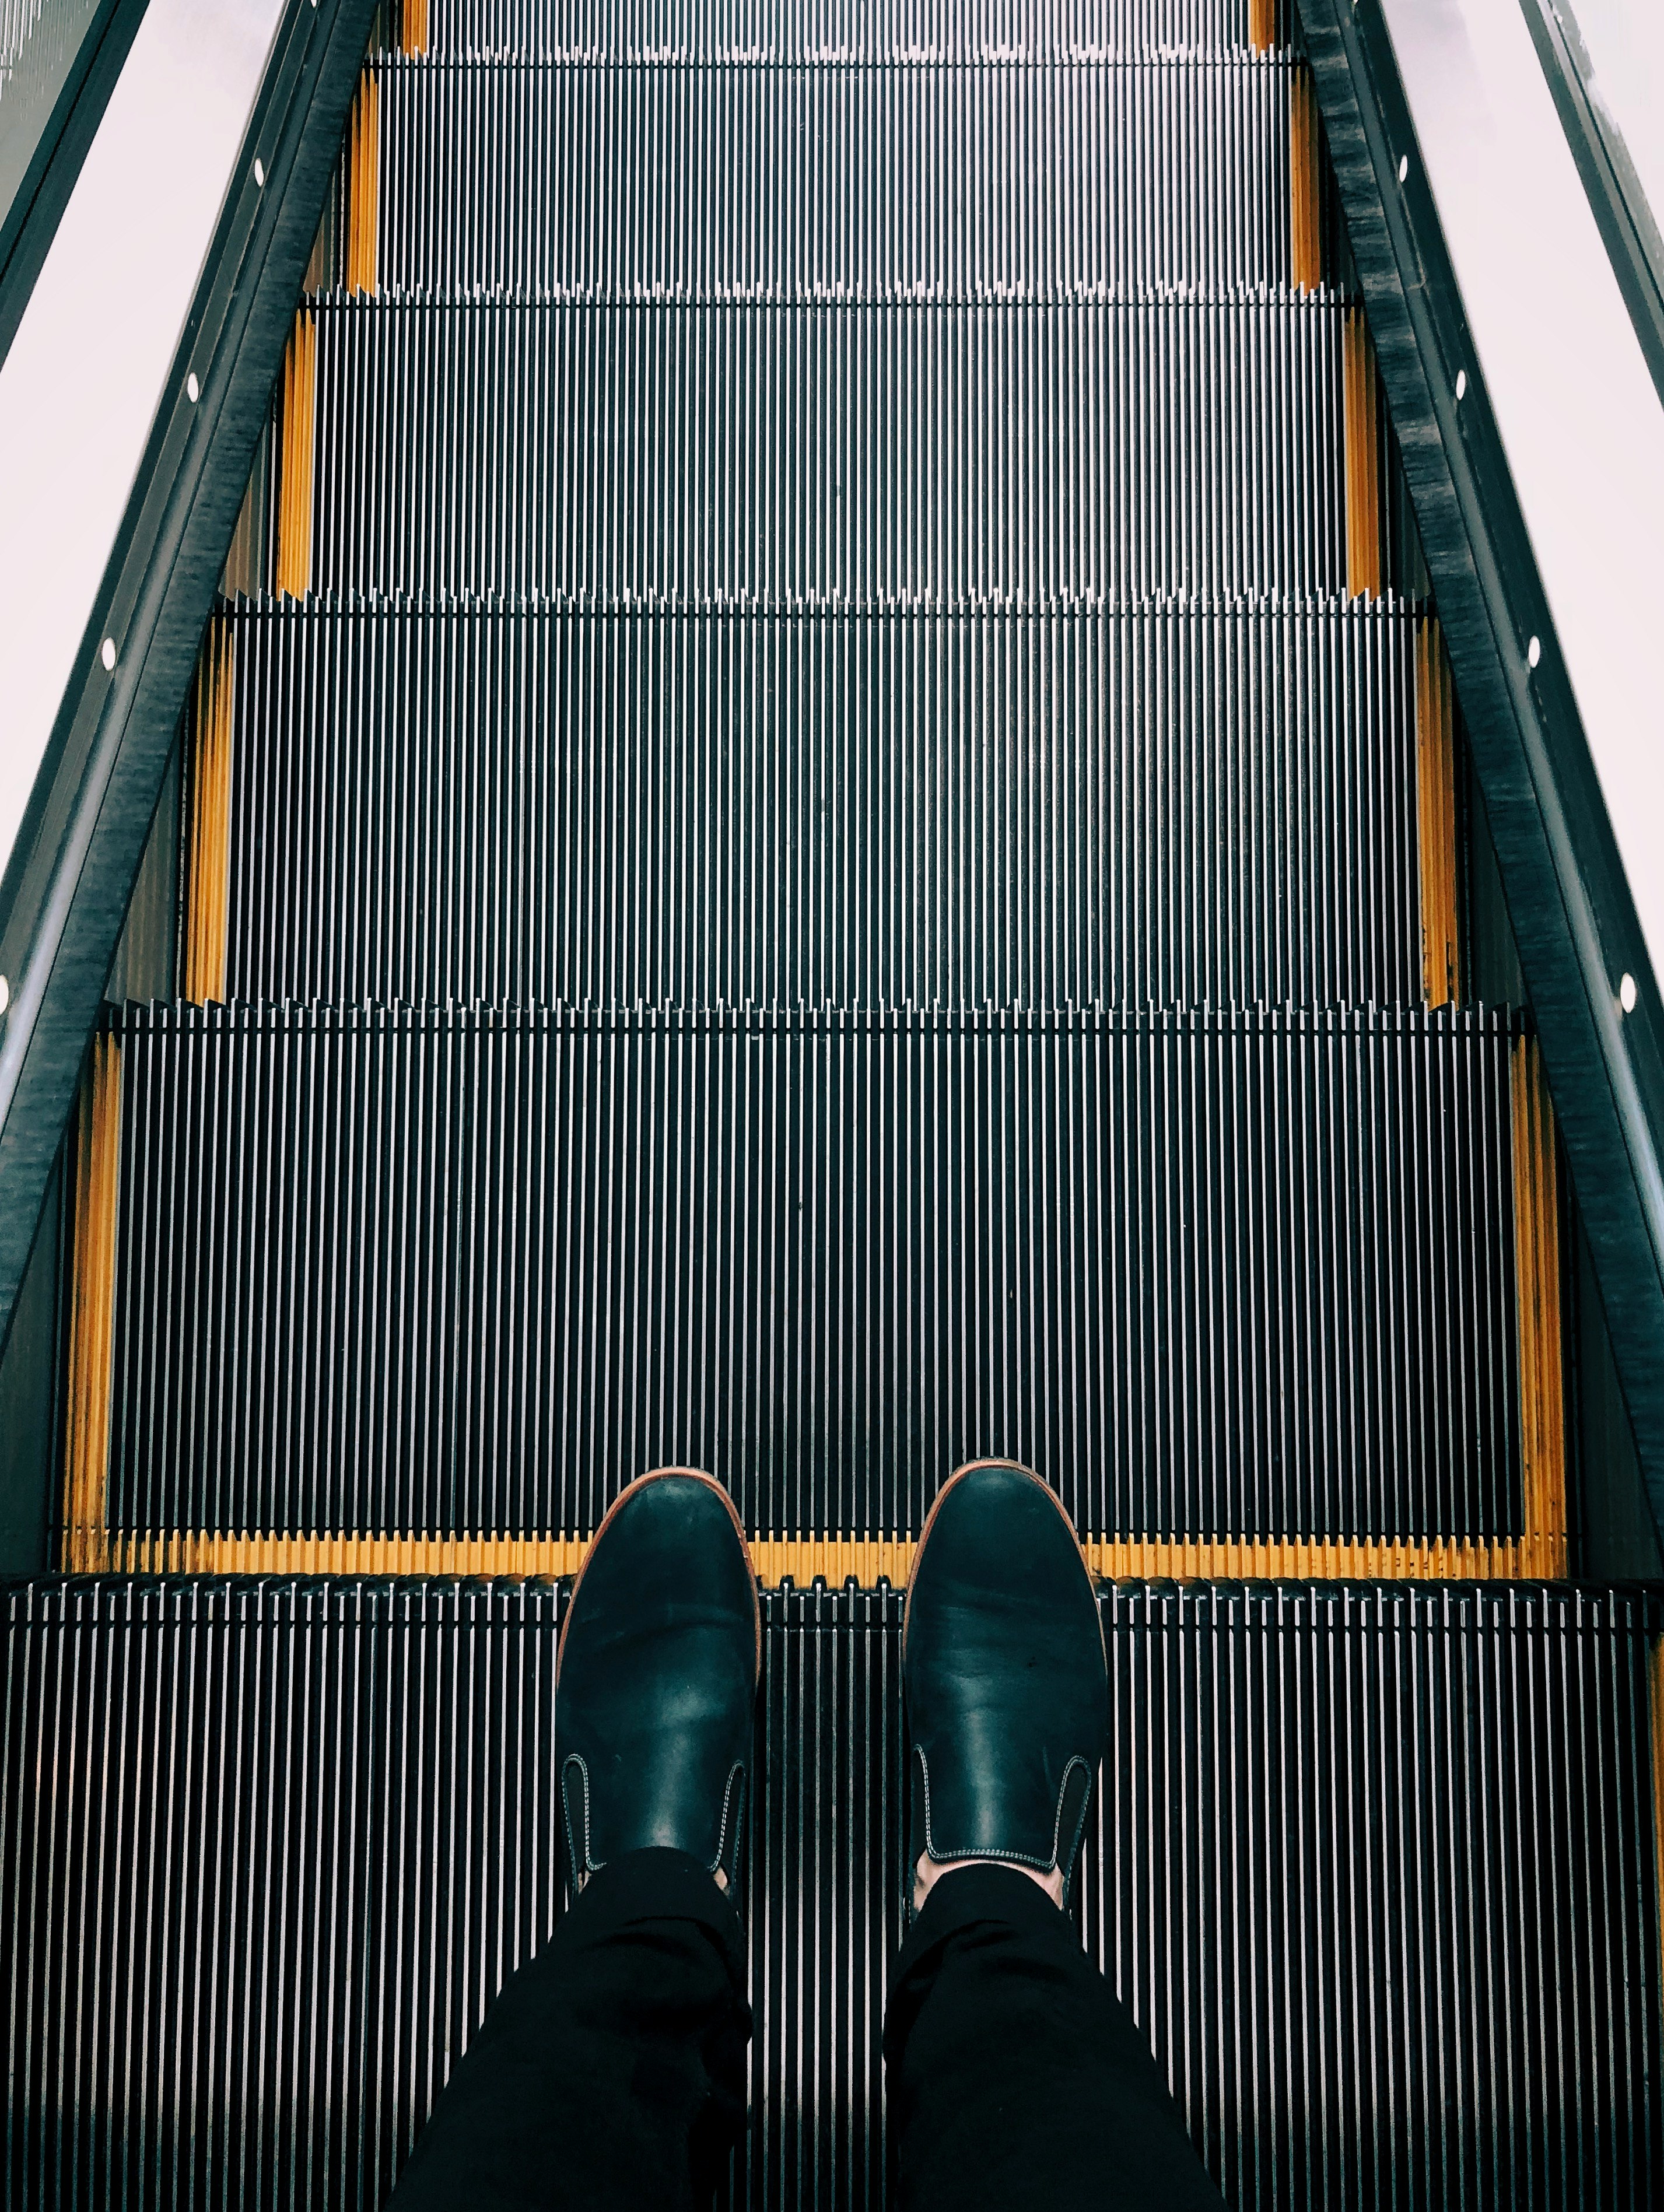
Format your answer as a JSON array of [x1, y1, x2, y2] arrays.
[[3, 0, 1663, 2202]]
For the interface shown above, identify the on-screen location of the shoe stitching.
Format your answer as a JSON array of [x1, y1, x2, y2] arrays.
[[561, 1751, 595, 1885], [709, 1759, 746, 1878], [563, 1747, 748, 1887], [915, 1742, 1095, 1875]]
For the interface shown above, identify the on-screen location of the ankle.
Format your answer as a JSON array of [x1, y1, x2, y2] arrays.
[[913, 1852, 1065, 1915]]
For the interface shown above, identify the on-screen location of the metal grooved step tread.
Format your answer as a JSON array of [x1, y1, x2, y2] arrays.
[[220, 604, 1421, 1009], [95, 1005, 1526, 1547], [365, 55, 1305, 297], [3, 1579, 1658, 2210], [302, 300, 1352, 604], [408, 1, 1276, 65]]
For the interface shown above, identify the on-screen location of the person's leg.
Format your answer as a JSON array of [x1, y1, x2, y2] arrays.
[[390, 1467, 761, 2212], [388, 1848, 749, 2211], [884, 1864, 1218, 2210], [886, 1460, 1220, 2210]]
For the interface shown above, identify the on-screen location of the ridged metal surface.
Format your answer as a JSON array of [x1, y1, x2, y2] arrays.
[[104, 1004, 1519, 1544], [365, 57, 1298, 299], [303, 299, 1347, 602], [221, 602, 1420, 1010], [414, 0, 1263, 61], [3, 1578, 1657, 2210]]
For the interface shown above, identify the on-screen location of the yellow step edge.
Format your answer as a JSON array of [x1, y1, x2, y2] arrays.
[[62, 1527, 1570, 1585]]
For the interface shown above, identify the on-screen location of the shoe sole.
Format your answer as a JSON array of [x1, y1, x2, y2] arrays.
[[903, 1457, 1105, 1669], [558, 1466, 762, 1684]]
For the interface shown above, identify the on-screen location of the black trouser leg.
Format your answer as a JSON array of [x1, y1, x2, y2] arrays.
[[388, 1848, 749, 2212], [883, 1864, 1221, 2211]]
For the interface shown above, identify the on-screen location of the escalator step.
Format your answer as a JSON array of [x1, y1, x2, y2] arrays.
[[304, 299, 1348, 604], [367, 52, 1302, 299], [3, 1577, 1655, 2209], [411, 1, 1267, 66], [221, 602, 1422, 1009], [101, 1004, 1521, 1545]]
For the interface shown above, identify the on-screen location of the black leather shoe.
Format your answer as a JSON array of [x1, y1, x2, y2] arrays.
[[557, 1468, 761, 1892], [904, 1460, 1108, 1908]]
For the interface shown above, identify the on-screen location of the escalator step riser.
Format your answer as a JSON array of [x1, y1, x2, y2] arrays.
[[303, 298, 1347, 604], [104, 1006, 1519, 1544], [367, 55, 1302, 299], [411, 0, 1263, 64], [222, 604, 1422, 1010], [3, 1579, 1655, 2210]]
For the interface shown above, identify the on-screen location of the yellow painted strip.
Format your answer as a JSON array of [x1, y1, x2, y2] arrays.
[[1087, 1531, 1566, 1582], [1415, 615, 1460, 1008], [181, 621, 236, 1007], [61, 1037, 122, 1574], [1248, 0, 1276, 55], [1343, 304, 1383, 601], [274, 310, 317, 601], [345, 68, 379, 298], [1512, 1033, 1568, 1578], [87, 1527, 1567, 1586], [1289, 66, 1322, 293], [400, 0, 429, 55]]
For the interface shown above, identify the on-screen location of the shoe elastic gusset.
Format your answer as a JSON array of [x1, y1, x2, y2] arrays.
[[903, 1460, 1109, 1909], [556, 1468, 761, 1893]]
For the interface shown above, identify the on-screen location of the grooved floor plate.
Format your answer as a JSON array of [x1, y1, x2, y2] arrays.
[[306, 299, 1351, 602], [369, 55, 1304, 296], [223, 604, 1422, 1008], [2, 1580, 1656, 2210], [411, 0, 1271, 64], [104, 1006, 1521, 1544]]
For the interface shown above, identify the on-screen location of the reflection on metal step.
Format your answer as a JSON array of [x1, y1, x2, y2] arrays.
[[359, 54, 1304, 300], [274, 312, 319, 602], [1288, 61, 1322, 292], [1415, 614, 1461, 1008], [1341, 300, 1382, 602], [344, 64, 380, 299], [1512, 1033, 1565, 1571], [212, 604, 1425, 1009], [180, 621, 236, 1008], [396, 0, 429, 59], [60, 1034, 120, 1568], [61, 1005, 1550, 1553], [2, 1578, 1653, 2206]]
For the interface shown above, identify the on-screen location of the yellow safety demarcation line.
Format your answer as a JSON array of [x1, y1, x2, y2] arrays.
[[1248, 0, 1276, 55], [1512, 1033, 1568, 1578], [345, 66, 380, 297], [72, 1527, 1568, 1585], [1289, 65, 1322, 293], [61, 1037, 122, 1575], [1415, 615, 1460, 1008], [274, 309, 317, 600], [1342, 303, 1383, 601], [181, 621, 236, 1007], [400, 0, 429, 55]]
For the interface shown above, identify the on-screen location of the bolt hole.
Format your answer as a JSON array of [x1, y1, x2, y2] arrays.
[[1621, 973, 1638, 1013], [186, 372, 199, 404], [1455, 370, 1467, 401], [100, 638, 116, 671], [1528, 636, 1542, 668], [1397, 155, 1409, 183], [254, 159, 265, 187]]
